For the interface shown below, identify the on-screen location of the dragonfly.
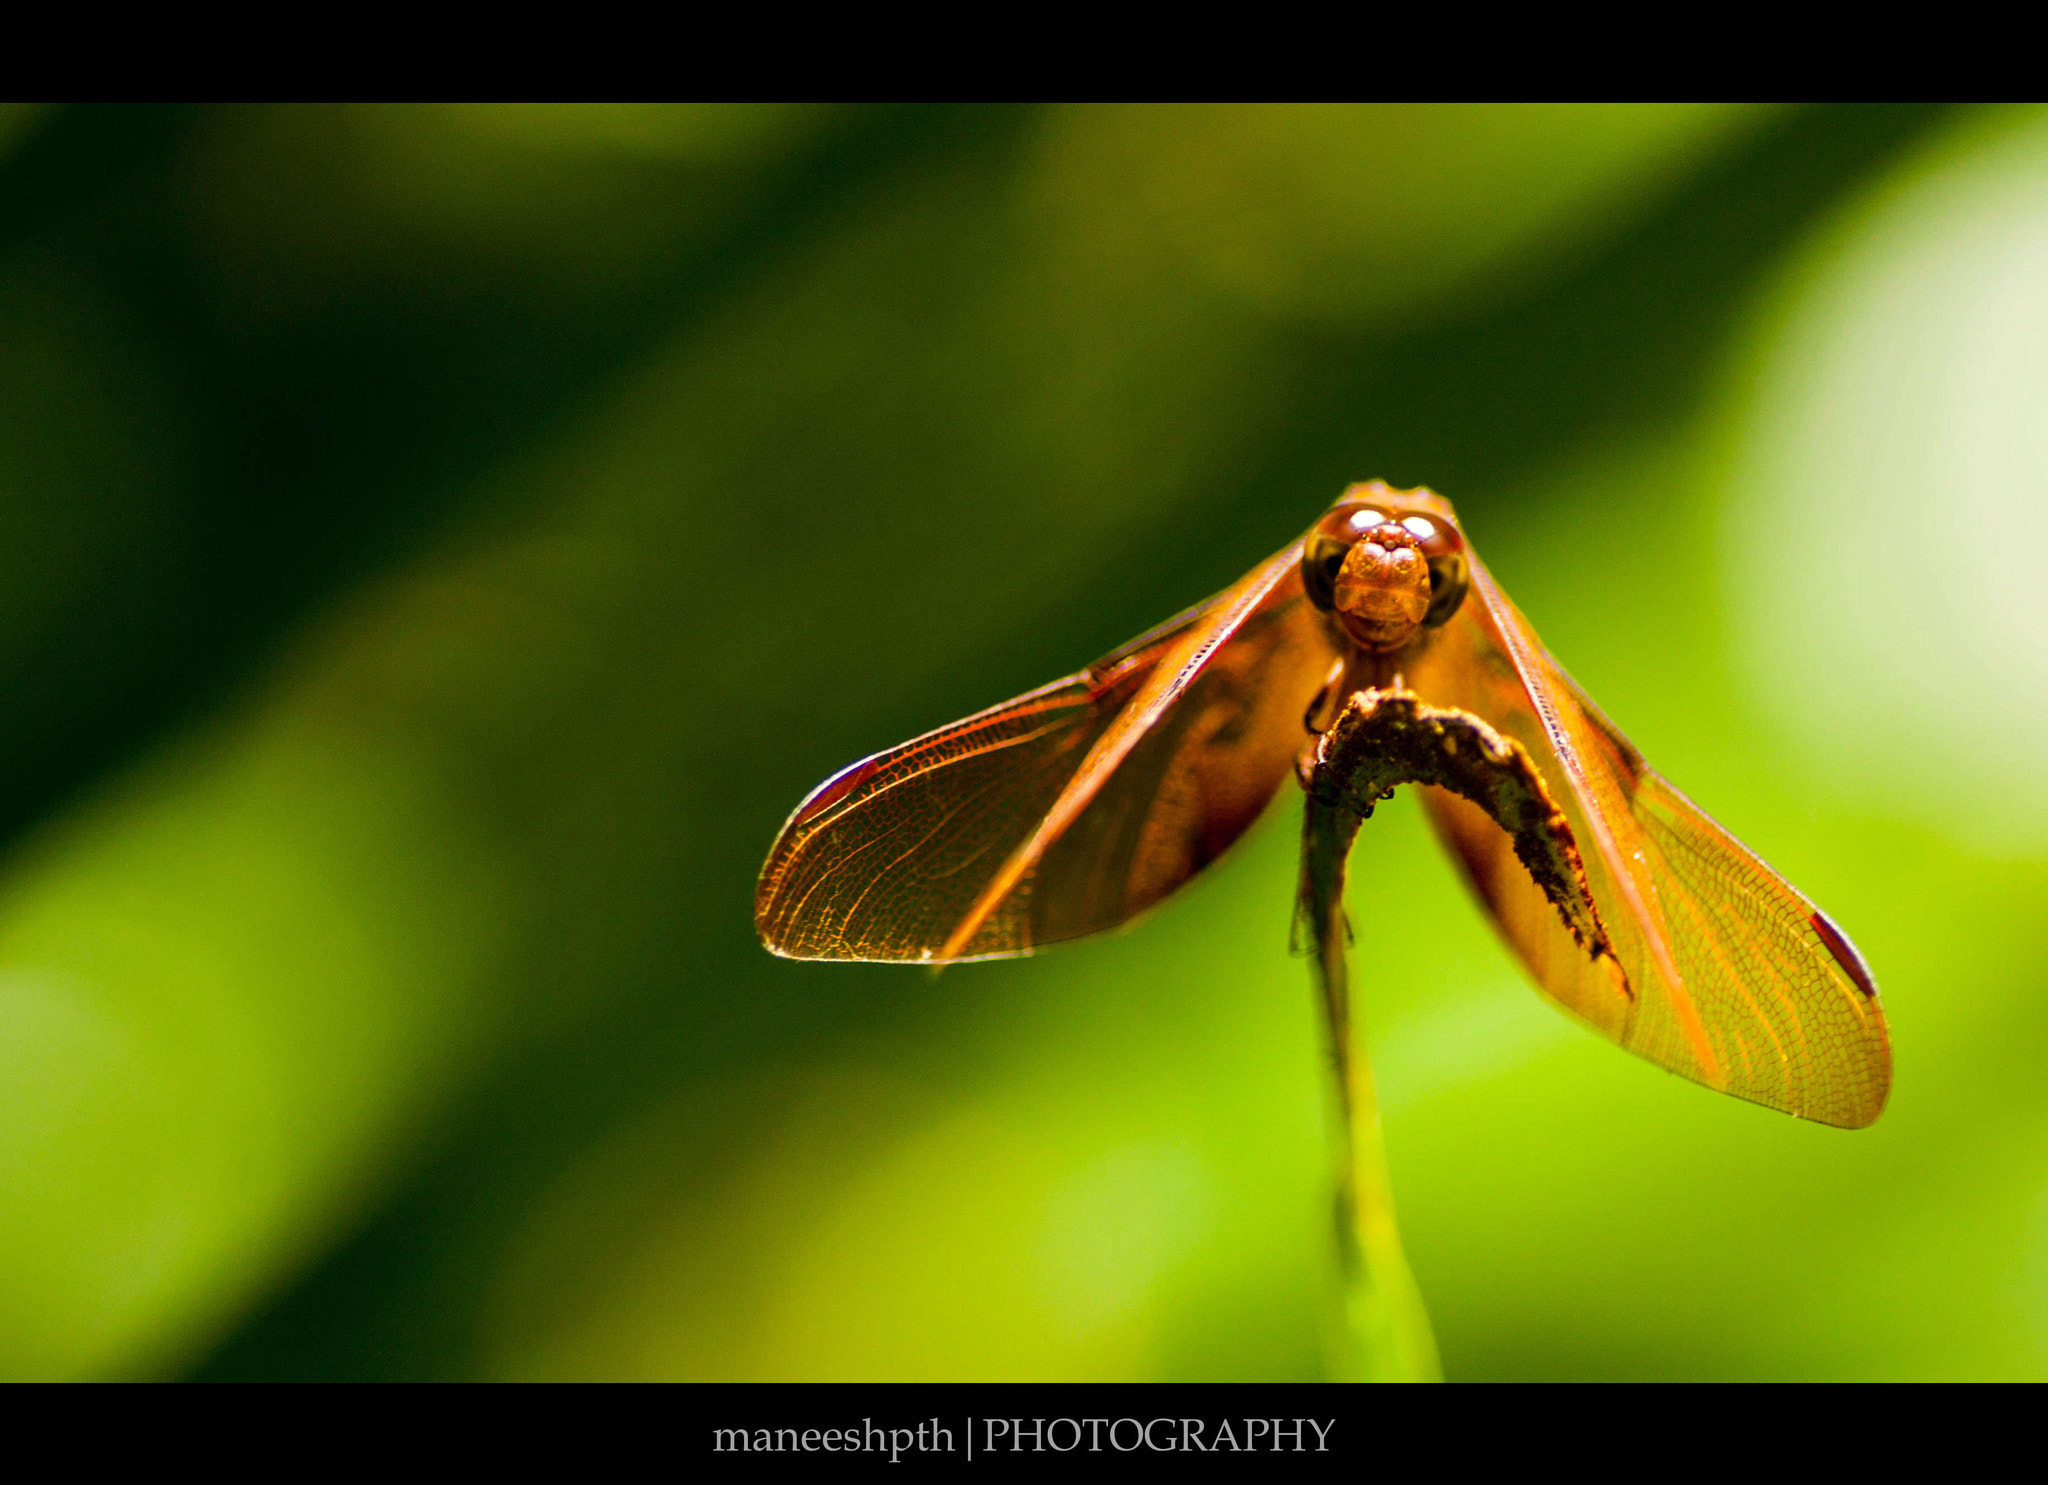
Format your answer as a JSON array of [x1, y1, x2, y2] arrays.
[[756, 482, 1891, 1129]]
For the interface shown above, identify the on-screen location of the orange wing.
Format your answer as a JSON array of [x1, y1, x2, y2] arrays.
[[755, 541, 1339, 962], [1407, 553, 1891, 1128]]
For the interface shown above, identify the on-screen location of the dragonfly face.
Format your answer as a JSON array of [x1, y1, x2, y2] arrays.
[[1302, 485, 1472, 652]]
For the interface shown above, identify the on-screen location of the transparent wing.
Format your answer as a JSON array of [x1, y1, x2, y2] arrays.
[[756, 544, 1338, 962], [1409, 554, 1891, 1128]]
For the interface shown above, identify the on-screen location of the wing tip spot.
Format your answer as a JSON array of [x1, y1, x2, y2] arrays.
[[1809, 908, 1881, 1001]]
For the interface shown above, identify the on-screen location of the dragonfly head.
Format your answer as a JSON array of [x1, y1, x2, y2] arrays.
[[1303, 483, 1470, 650], [1333, 521, 1432, 649]]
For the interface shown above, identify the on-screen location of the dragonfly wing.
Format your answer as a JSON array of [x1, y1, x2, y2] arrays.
[[756, 669, 1123, 962], [756, 541, 1337, 962], [1029, 555, 1336, 946], [1624, 768, 1889, 1128], [1410, 554, 1891, 1127]]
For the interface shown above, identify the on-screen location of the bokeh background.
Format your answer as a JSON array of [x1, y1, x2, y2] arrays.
[[2, 102, 2045, 1381]]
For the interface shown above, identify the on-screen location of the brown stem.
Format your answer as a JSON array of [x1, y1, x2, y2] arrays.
[[1298, 735, 1440, 1382], [1296, 682, 1604, 1380]]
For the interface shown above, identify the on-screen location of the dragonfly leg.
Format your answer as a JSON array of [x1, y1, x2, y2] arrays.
[[1302, 655, 1349, 735]]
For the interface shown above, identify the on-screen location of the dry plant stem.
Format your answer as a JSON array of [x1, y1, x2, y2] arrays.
[[1299, 684, 1593, 1381], [1299, 757, 1442, 1384]]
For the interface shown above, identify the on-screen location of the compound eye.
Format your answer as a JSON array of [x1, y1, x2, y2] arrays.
[[1301, 502, 1387, 611], [1399, 514, 1469, 627]]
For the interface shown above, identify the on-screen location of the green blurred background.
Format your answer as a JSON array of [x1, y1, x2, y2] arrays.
[[2, 102, 2044, 1381]]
